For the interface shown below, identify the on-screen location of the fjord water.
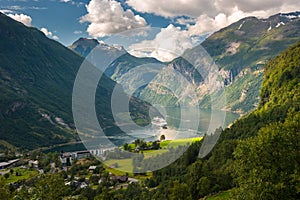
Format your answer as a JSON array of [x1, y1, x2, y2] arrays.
[[47, 108, 239, 152], [127, 107, 240, 141]]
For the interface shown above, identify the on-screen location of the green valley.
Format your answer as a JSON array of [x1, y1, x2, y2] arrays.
[[0, 7, 299, 200]]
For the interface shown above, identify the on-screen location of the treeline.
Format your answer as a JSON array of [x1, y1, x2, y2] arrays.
[[127, 41, 300, 199], [1, 111, 299, 200], [1, 41, 299, 200]]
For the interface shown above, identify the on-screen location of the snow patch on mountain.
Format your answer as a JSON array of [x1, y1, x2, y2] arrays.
[[283, 14, 300, 19], [238, 21, 245, 30], [268, 26, 272, 31], [276, 22, 285, 28]]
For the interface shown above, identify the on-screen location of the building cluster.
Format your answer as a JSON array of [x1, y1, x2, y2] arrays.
[[0, 159, 20, 170], [59, 150, 91, 165], [59, 148, 115, 165]]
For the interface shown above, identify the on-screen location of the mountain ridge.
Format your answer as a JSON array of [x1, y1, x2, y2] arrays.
[[71, 11, 300, 113], [197, 11, 300, 113], [0, 13, 152, 150]]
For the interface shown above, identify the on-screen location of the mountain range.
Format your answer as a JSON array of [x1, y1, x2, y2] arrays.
[[201, 11, 300, 113], [0, 10, 299, 199], [1, 11, 299, 150], [70, 11, 300, 114]]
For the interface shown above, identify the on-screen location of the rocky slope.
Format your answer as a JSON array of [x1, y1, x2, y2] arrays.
[[200, 11, 300, 113]]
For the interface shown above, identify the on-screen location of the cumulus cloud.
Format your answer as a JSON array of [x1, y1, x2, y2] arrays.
[[41, 27, 53, 37], [127, 0, 300, 36], [129, 25, 194, 62], [127, 0, 300, 18], [127, 0, 214, 18], [7, 13, 32, 26], [41, 28, 59, 41], [186, 10, 246, 36], [81, 0, 147, 38]]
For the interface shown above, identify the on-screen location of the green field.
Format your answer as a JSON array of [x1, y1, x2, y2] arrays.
[[104, 137, 202, 175], [104, 159, 134, 174], [103, 165, 152, 181], [1, 167, 39, 184], [161, 137, 202, 148]]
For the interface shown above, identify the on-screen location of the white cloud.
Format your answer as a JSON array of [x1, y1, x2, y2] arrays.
[[41, 27, 59, 41], [5, 6, 23, 11], [0, 10, 14, 14], [41, 27, 53, 37], [74, 30, 83, 35], [127, 0, 300, 18], [80, 0, 147, 37], [185, 7, 297, 36], [186, 10, 245, 36], [126, 0, 300, 36], [52, 35, 60, 41], [60, 0, 84, 7], [7, 13, 32, 26], [1, 5, 47, 11], [129, 25, 194, 62], [176, 17, 196, 25], [127, 0, 214, 18]]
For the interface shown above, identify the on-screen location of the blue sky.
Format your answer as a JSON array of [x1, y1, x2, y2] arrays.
[[1, 0, 299, 61], [0, 0, 173, 45], [1, 0, 87, 44]]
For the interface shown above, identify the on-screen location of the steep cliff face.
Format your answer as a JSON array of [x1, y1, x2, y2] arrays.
[[139, 12, 300, 111], [199, 11, 300, 113]]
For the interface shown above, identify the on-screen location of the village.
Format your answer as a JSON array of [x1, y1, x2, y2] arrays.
[[0, 136, 202, 199], [0, 148, 140, 195]]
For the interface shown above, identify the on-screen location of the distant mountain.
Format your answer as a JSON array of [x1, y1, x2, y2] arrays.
[[69, 38, 127, 62], [70, 12, 300, 113], [69, 38, 100, 57], [138, 11, 300, 112], [70, 38, 207, 106], [105, 53, 162, 80], [70, 38, 166, 105], [70, 38, 162, 78], [199, 11, 300, 113], [0, 13, 152, 150]]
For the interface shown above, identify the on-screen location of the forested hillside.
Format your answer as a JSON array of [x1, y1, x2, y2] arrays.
[[119, 41, 300, 199]]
